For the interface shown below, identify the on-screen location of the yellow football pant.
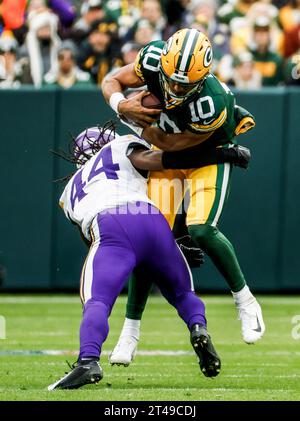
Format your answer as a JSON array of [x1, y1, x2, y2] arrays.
[[148, 163, 231, 229]]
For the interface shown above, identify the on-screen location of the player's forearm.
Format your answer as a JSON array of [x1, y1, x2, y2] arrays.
[[141, 126, 211, 152], [129, 150, 163, 171], [129, 146, 246, 172], [101, 76, 124, 104], [162, 147, 234, 169], [101, 63, 144, 105]]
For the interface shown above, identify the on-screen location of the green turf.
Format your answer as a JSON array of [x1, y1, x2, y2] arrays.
[[0, 294, 299, 401]]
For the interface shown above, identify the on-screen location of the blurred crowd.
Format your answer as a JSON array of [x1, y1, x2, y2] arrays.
[[0, 0, 299, 90]]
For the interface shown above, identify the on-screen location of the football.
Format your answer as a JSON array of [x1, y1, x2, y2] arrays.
[[142, 92, 162, 110], [126, 90, 162, 110]]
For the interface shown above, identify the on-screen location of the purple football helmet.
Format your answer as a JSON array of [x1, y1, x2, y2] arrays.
[[74, 125, 117, 167]]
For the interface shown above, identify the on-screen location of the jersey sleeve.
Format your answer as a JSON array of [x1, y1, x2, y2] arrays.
[[187, 95, 228, 134], [134, 47, 146, 82], [59, 185, 72, 221], [126, 136, 151, 156], [234, 105, 256, 135], [134, 40, 165, 83], [59, 190, 66, 210]]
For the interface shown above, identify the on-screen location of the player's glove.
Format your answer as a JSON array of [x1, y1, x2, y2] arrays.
[[176, 235, 205, 268], [227, 145, 251, 169]]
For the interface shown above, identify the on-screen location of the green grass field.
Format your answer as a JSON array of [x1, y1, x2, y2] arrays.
[[0, 294, 299, 401]]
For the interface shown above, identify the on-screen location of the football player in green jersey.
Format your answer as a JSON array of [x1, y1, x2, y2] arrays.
[[102, 28, 265, 366]]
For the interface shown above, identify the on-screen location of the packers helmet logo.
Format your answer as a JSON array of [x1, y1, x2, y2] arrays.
[[163, 37, 173, 55], [203, 46, 213, 68]]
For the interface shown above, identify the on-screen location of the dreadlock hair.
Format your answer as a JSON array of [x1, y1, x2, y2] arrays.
[[50, 120, 117, 183]]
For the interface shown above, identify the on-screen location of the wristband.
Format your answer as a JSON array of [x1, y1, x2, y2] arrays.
[[109, 92, 126, 113]]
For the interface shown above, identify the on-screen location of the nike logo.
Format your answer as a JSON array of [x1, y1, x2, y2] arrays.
[[203, 118, 215, 125], [252, 316, 262, 332]]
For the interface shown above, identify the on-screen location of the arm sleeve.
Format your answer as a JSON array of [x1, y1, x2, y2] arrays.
[[162, 145, 237, 169]]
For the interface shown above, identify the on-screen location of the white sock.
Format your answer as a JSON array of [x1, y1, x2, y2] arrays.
[[120, 318, 140, 340], [232, 285, 255, 306]]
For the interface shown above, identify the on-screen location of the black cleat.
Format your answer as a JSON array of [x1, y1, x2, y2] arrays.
[[232, 145, 251, 169], [190, 324, 221, 378], [48, 359, 103, 390]]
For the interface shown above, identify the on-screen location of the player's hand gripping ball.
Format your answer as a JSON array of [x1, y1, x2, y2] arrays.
[[126, 90, 162, 115]]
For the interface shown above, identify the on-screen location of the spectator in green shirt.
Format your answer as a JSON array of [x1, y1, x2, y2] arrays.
[[250, 16, 283, 86], [218, 0, 256, 25]]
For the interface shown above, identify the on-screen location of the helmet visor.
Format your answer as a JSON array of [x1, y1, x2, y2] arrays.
[[167, 79, 200, 98], [160, 70, 203, 108]]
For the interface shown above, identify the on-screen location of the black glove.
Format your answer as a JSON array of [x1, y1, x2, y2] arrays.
[[176, 235, 205, 268], [222, 145, 251, 169]]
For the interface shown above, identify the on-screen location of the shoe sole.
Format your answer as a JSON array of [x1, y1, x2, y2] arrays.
[[192, 335, 221, 378], [109, 350, 137, 367], [63, 372, 103, 390], [49, 371, 103, 390], [243, 332, 265, 345], [110, 362, 130, 367]]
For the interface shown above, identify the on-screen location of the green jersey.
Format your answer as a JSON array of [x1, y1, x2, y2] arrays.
[[251, 50, 283, 87], [134, 40, 243, 147]]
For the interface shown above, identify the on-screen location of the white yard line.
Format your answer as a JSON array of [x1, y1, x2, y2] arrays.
[[0, 349, 191, 356], [0, 295, 299, 305], [0, 297, 81, 304], [1, 349, 300, 357]]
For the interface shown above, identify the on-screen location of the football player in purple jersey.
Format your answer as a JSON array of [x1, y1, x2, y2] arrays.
[[48, 122, 250, 390]]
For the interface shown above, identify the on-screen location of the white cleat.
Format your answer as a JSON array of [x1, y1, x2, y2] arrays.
[[109, 336, 138, 366], [237, 299, 265, 344]]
